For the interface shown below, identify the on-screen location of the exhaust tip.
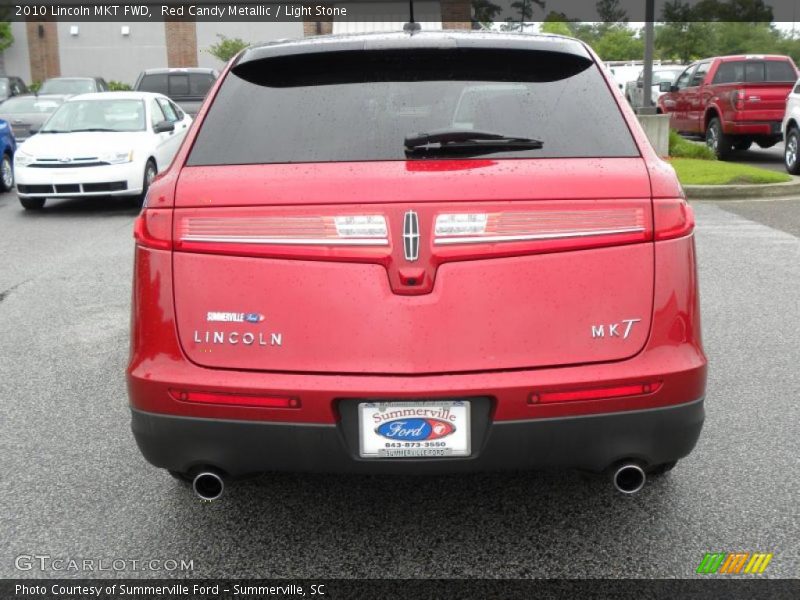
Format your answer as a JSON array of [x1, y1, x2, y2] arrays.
[[192, 471, 224, 501], [613, 463, 646, 495]]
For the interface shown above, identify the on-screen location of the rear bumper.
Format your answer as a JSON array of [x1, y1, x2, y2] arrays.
[[131, 397, 704, 476], [723, 120, 782, 137]]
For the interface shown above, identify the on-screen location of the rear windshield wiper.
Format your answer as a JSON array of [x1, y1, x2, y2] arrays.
[[404, 129, 544, 153]]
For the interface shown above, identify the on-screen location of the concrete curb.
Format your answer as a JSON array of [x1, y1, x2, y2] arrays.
[[684, 176, 800, 200]]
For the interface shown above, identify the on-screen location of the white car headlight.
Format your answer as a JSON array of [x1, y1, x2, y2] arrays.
[[100, 150, 134, 165], [14, 150, 35, 166]]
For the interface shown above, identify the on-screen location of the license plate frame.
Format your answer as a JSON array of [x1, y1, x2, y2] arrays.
[[357, 400, 471, 459]]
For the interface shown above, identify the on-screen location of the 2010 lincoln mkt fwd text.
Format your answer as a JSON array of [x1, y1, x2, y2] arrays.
[[128, 31, 706, 500]]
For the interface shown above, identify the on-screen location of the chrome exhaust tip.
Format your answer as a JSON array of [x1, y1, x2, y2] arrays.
[[612, 463, 646, 495], [192, 471, 224, 501]]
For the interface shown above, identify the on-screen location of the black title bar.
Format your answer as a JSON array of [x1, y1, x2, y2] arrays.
[[0, 0, 799, 22]]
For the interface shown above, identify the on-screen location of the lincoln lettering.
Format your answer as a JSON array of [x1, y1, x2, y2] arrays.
[[193, 331, 282, 346]]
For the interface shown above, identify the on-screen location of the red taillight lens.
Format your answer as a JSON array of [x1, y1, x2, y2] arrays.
[[653, 198, 695, 240], [169, 389, 300, 409], [133, 209, 173, 250], [529, 382, 662, 404], [731, 89, 745, 110]]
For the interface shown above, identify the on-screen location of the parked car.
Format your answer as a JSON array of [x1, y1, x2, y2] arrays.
[[0, 117, 16, 192], [782, 78, 800, 173], [133, 68, 218, 117], [658, 54, 799, 159], [606, 64, 641, 96], [129, 31, 706, 500], [38, 77, 108, 96], [0, 76, 29, 102], [627, 66, 685, 108], [0, 94, 67, 142], [15, 91, 191, 210]]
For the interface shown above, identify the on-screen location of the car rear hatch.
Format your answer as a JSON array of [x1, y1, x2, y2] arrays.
[[170, 33, 657, 375]]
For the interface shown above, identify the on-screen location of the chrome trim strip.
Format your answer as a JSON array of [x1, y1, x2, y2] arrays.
[[434, 227, 646, 245], [181, 236, 389, 246]]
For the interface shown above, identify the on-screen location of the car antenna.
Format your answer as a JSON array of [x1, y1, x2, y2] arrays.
[[403, 0, 421, 34]]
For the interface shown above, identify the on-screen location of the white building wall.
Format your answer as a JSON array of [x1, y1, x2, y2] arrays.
[[56, 22, 168, 86], [195, 22, 304, 71], [4, 22, 32, 83]]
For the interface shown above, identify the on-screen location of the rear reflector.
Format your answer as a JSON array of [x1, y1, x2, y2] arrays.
[[170, 389, 300, 409], [434, 208, 646, 245], [653, 198, 695, 240], [178, 214, 388, 246], [529, 382, 662, 404], [133, 208, 172, 251]]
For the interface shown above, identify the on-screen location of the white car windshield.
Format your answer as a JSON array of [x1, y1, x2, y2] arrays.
[[41, 99, 146, 133]]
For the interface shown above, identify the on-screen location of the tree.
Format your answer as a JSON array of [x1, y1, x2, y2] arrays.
[[0, 22, 14, 77], [596, 0, 628, 23], [655, 1, 714, 64], [539, 20, 572, 37], [472, 0, 502, 28], [502, 0, 545, 31], [205, 35, 249, 63], [593, 27, 644, 61]]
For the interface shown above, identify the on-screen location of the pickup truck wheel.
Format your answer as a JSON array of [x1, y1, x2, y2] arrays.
[[785, 128, 800, 174], [706, 118, 733, 159]]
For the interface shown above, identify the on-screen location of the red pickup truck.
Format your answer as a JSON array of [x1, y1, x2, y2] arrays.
[[657, 55, 799, 159]]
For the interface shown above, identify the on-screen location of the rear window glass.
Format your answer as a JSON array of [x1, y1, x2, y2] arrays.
[[188, 49, 639, 165], [713, 60, 797, 84], [39, 79, 96, 95], [139, 73, 215, 97]]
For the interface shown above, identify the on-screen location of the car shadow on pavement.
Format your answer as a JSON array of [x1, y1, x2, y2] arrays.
[[153, 469, 685, 578]]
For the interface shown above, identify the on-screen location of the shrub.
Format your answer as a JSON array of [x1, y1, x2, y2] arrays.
[[108, 81, 132, 91], [669, 129, 716, 160], [206, 35, 249, 63]]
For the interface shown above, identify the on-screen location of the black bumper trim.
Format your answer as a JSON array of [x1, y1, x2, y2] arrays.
[[131, 398, 704, 476]]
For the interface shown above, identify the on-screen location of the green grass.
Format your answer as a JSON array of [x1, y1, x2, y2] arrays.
[[669, 158, 792, 185], [669, 130, 716, 160]]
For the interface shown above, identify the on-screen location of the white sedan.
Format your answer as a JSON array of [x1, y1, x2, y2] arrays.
[[14, 91, 191, 210]]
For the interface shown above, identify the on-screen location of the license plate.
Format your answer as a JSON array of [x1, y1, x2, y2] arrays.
[[358, 400, 471, 458]]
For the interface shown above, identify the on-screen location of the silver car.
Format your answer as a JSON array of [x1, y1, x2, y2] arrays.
[[0, 94, 68, 142]]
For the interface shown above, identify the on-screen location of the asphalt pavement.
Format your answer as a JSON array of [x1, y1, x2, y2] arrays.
[[0, 192, 798, 579]]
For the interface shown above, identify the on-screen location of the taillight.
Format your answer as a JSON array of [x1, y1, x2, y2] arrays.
[[434, 207, 646, 245], [178, 214, 388, 246], [529, 381, 662, 404], [133, 208, 173, 250], [653, 198, 694, 240], [169, 389, 300, 409], [731, 89, 745, 110]]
